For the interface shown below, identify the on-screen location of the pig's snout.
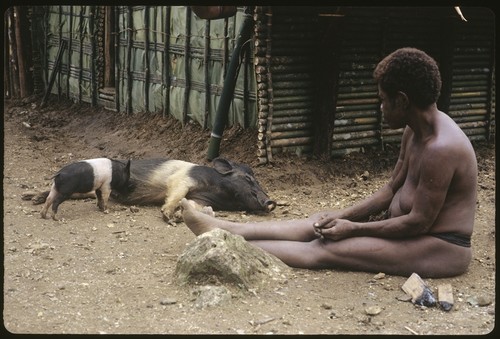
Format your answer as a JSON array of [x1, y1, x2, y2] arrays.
[[264, 199, 276, 212]]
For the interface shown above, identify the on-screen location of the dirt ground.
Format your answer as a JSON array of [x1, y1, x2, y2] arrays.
[[3, 97, 495, 335]]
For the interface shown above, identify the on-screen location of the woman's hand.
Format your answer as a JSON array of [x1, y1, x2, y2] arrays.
[[313, 217, 356, 241]]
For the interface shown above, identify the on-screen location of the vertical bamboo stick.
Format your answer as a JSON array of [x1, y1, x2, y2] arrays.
[[78, 6, 84, 103], [203, 19, 211, 129], [7, 8, 20, 98], [243, 39, 250, 128], [486, 31, 495, 142], [97, 7, 104, 91], [42, 7, 48, 90], [14, 6, 33, 98], [254, 6, 268, 164], [114, 6, 120, 112], [4, 10, 11, 98], [126, 6, 132, 113], [104, 6, 114, 88], [223, 17, 229, 77], [152, 6, 158, 111], [152, 6, 158, 112], [27, 6, 45, 94], [152, 6, 158, 64], [67, 6, 72, 98], [90, 5, 97, 106], [163, 6, 171, 117], [183, 6, 192, 124], [144, 6, 150, 112], [57, 6, 63, 99], [241, 6, 252, 130], [264, 7, 273, 162]]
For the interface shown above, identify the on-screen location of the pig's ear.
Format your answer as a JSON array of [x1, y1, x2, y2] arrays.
[[125, 159, 131, 171], [212, 158, 234, 175]]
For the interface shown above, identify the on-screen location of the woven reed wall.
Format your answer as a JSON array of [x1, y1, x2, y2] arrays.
[[36, 6, 495, 162], [42, 5, 257, 130]]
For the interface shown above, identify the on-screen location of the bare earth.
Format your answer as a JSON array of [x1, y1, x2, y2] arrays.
[[3, 97, 495, 335]]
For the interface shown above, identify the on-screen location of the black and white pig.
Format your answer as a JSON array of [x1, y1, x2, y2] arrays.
[[40, 158, 131, 220], [111, 157, 276, 221]]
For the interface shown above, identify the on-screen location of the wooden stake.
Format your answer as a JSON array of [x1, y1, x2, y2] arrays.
[[40, 39, 67, 108], [437, 283, 454, 311]]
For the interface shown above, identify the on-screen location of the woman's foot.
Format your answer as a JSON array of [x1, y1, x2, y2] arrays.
[[180, 198, 220, 236]]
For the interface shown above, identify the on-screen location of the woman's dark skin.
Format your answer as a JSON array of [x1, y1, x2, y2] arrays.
[[180, 48, 478, 278]]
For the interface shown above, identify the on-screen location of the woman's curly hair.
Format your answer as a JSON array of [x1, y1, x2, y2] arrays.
[[373, 47, 442, 109]]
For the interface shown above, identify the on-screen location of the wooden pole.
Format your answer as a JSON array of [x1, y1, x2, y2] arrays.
[[4, 9, 12, 98], [57, 6, 62, 99], [14, 6, 33, 98], [40, 39, 67, 107], [104, 6, 114, 87]]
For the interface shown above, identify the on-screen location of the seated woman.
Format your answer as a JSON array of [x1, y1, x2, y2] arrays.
[[181, 47, 478, 279]]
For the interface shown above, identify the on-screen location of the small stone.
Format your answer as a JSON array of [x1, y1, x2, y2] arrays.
[[365, 305, 382, 315], [476, 295, 492, 307], [396, 294, 412, 302], [21, 191, 37, 200], [467, 296, 478, 306], [321, 303, 333, 310], [160, 298, 177, 305], [373, 272, 386, 280], [360, 171, 369, 180]]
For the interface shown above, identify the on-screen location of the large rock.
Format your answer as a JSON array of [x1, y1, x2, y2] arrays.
[[175, 228, 290, 290]]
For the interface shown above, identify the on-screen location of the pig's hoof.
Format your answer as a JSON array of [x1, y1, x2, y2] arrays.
[[103, 209, 109, 214], [162, 212, 173, 223], [162, 209, 182, 224], [172, 208, 183, 223]]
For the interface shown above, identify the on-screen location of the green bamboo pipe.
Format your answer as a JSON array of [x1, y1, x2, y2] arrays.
[[207, 10, 254, 160]]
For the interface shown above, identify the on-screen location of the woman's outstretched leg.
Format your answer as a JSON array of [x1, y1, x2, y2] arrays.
[[180, 198, 318, 241]]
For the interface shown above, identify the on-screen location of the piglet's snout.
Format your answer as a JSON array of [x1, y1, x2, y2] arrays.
[[264, 199, 276, 212]]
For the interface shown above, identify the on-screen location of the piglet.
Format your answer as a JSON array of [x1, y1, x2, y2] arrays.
[[40, 158, 130, 220]]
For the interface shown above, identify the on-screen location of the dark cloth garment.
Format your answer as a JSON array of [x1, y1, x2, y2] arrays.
[[430, 232, 471, 248]]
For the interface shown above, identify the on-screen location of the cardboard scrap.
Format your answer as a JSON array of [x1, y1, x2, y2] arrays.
[[401, 272, 436, 307]]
